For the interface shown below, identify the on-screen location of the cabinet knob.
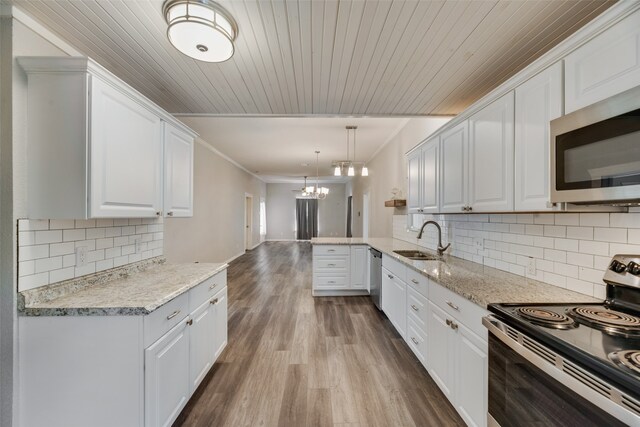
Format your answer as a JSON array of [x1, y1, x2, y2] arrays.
[[446, 318, 452, 326], [208, 283, 217, 290], [167, 211, 174, 217], [461, 206, 466, 212], [186, 318, 193, 326], [467, 206, 472, 212], [156, 211, 161, 216], [210, 298, 219, 305], [387, 274, 394, 279], [451, 322, 458, 331]]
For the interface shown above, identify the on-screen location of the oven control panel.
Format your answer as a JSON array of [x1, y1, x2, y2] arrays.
[[604, 255, 640, 288]]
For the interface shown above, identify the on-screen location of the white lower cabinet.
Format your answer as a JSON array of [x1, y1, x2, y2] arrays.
[[18, 269, 228, 427], [145, 319, 191, 427], [427, 296, 488, 427], [312, 245, 369, 295], [382, 267, 407, 339]]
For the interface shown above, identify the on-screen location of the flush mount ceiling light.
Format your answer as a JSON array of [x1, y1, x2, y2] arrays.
[[333, 126, 368, 177], [163, 0, 238, 63]]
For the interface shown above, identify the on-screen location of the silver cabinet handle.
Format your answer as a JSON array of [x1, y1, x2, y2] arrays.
[[327, 263, 336, 267], [209, 283, 217, 290], [166, 310, 181, 320], [328, 281, 336, 284], [387, 274, 394, 279], [411, 279, 419, 284], [167, 211, 174, 216], [411, 304, 419, 312], [210, 298, 219, 305], [411, 337, 419, 345], [327, 249, 335, 252], [446, 301, 459, 311]]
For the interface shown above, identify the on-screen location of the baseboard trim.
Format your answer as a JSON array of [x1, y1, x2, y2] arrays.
[[312, 290, 370, 297], [248, 241, 264, 250]]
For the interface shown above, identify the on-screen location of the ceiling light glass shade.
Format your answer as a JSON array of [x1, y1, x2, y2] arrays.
[[334, 166, 341, 176], [361, 166, 369, 176], [164, 0, 237, 63], [347, 165, 355, 177]]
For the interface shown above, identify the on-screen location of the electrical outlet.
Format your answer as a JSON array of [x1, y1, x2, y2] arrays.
[[474, 238, 484, 251], [76, 246, 88, 267], [527, 257, 536, 276]]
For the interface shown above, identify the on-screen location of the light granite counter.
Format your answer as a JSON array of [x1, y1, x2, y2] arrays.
[[19, 256, 228, 316], [311, 237, 599, 308]]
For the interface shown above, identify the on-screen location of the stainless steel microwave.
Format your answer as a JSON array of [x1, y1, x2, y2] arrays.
[[550, 85, 640, 205]]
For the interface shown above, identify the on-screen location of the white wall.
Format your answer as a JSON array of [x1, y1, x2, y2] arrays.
[[266, 183, 346, 240], [351, 117, 451, 238], [163, 139, 267, 263]]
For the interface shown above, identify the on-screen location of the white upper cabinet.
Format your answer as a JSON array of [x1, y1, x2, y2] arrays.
[[420, 137, 440, 213], [407, 137, 440, 214], [565, 9, 640, 114], [407, 150, 422, 214], [440, 121, 468, 213], [468, 92, 515, 212], [18, 57, 195, 219], [90, 77, 163, 218], [163, 122, 194, 218], [515, 63, 563, 211]]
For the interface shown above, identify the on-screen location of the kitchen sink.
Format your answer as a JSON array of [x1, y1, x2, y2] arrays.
[[393, 250, 441, 261]]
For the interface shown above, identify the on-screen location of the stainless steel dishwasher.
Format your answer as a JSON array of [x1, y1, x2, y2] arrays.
[[369, 248, 382, 310]]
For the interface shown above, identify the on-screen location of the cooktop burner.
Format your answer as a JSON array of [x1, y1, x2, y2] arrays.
[[517, 307, 576, 329], [567, 306, 640, 337], [609, 350, 640, 376]]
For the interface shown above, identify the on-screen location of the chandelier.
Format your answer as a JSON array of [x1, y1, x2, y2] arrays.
[[333, 126, 368, 177], [303, 151, 329, 199]]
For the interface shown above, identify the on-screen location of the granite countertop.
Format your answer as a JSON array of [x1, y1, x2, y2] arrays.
[[19, 258, 228, 316], [311, 237, 599, 308]]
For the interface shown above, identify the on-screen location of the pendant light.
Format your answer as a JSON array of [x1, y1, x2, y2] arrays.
[[332, 126, 368, 177], [348, 126, 356, 176], [163, 0, 238, 63]]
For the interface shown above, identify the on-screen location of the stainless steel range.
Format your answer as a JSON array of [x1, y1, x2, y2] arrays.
[[484, 254, 640, 426]]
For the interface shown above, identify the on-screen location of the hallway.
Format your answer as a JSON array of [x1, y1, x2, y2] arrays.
[[175, 242, 463, 427]]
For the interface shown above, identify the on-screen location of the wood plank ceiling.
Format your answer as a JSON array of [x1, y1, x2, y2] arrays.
[[14, 0, 615, 116]]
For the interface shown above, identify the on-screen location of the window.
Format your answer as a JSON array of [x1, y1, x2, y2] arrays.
[[259, 198, 266, 235]]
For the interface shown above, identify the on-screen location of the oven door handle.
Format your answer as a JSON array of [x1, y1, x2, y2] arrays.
[[482, 315, 640, 425]]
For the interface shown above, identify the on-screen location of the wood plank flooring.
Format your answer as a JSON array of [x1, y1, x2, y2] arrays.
[[174, 242, 464, 427]]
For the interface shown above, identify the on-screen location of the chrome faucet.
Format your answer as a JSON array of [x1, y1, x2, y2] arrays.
[[417, 221, 451, 256]]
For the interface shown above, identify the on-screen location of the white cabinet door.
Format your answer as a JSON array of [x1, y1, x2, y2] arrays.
[[427, 302, 455, 401], [212, 286, 228, 361], [189, 299, 215, 393], [90, 77, 163, 218], [163, 122, 194, 217], [407, 150, 422, 214], [145, 319, 190, 427], [468, 92, 514, 212], [390, 276, 407, 339], [456, 323, 488, 427], [440, 121, 468, 213], [350, 246, 368, 290], [565, 9, 640, 114], [381, 267, 394, 316], [421, 137, 440, 213], [515, 63, 563, 211]]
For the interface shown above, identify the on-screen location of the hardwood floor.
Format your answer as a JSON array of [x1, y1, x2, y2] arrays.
[[174, 242, 464, 427]]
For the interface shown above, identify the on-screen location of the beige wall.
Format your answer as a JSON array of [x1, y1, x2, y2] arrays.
[[164, 139, 267, 263], [266, 183, 346, 240], [351, 117, 451, 238]]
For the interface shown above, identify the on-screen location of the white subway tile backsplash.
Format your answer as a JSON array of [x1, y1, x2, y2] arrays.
[[35, 230, 62, 245], [18, 217, 163, 291], [593, 227, 626, 243], [396, 211, 640, 299]]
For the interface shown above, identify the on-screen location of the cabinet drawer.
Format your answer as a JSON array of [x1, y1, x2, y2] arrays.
[[429, 281, 488, 339], [314, 274, 348, 289], [314, 257, 349, 272], [406, 318, 427, 366], [382, 254, 407, 282], [313, 245, 349, 256], [144, 292, 189, 347], [407, 285, 428, 332], [189, 269, 227, 311], [406, 268, 428, 297]]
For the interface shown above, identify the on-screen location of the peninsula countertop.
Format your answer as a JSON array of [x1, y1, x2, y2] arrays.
[[311, 237, 598, 308], [19, 258, 228, 316]]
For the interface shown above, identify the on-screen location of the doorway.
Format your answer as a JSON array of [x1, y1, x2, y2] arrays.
[[245, 194, 253, 250]]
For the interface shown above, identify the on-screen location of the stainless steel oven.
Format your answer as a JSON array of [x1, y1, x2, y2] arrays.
[[550, 84, 640, 205]]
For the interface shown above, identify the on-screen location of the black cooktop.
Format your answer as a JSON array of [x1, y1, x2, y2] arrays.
[[488, 302, 640, 401]]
